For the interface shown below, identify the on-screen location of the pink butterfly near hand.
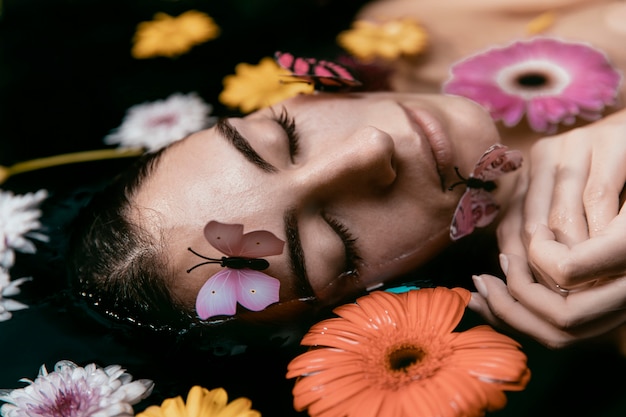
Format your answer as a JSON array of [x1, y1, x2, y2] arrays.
[[188, 221, 285, 320], [449, 144, 523, 241]]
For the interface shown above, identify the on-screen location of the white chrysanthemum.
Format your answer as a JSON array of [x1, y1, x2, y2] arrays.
[[0, 275, 31, 322], [104, 92, 217, 152], [0, 360, 154, 417], [0, 189, 48, 269]]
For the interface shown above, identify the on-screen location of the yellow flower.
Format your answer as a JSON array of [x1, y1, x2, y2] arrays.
[[526, 11, 556, 35], [337, 19, 428, 62], [219, 57, 314, 113], [132, 10, 220, 59], [137, 386, 261, 417]]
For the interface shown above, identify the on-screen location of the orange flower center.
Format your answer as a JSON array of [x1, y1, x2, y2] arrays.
[[387, 344, 425, 372], [364, 335, 453, 391]]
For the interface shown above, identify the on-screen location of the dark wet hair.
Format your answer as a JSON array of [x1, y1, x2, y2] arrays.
[[65, 145, 323, 355], [65, 148, 190, 328]]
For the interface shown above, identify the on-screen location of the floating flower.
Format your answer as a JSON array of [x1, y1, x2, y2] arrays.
[[526, 11, 556, 35], [337, 19, 427, 62], [0, 360, 154, 417], [219, 57, 314, 114], [0, 189, 48, 270], [104, 93, 216, 152], [137, 385, 260, 417], [132, 10, 220, 59], [287, 288, 530, 417], [0, 276, 31, 322], [443, 37, 622, 133]]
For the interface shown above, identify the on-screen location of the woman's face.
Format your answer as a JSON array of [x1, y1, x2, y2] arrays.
[[133, 92, 503, 312]]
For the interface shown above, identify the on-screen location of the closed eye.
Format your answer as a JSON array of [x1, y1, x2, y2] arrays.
[[322, 213, 362, 278], [273, 107, 300, 160]]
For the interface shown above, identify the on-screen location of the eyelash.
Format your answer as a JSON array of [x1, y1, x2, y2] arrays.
[[323, 214, 362, 278], [275, 108, 300, 159]]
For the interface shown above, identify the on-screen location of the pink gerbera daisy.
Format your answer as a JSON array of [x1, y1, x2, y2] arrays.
[[443, 37, 621, 133]]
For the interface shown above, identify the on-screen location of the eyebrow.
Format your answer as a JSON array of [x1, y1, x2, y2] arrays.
[[215, 118, 277, 173], [284, 209, 316, 299]]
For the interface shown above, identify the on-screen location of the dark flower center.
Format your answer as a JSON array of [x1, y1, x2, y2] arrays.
[[516, 72, 548, 88], [387, 345, 425, 372]]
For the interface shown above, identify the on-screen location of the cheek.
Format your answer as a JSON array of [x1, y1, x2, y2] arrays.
[[356, 215, 453, 288]]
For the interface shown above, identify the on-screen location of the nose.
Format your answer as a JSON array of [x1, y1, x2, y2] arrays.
[[293, 126, 396, 201]]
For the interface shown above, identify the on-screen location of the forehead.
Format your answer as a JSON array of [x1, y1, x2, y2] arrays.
[[131, 126, 293, 306]]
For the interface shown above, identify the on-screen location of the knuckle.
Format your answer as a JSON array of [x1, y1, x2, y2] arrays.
[[542, 335, 575, 350], [583, 185, 608, 206]]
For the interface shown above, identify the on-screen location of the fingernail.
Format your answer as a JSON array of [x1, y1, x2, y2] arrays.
[[468, 293, 481, 311], [499, 253, 509, 275], [472, 275, 488, 298]]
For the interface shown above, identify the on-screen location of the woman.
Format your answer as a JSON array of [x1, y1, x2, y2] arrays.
[[68, 0, 626, 351], [67, 91, 516, 350]]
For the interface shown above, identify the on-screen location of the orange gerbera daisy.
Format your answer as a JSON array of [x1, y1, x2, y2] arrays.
[[287, 288, 530, 417]]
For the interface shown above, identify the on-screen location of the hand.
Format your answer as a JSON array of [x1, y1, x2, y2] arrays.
[[469, 109, 626, 348]]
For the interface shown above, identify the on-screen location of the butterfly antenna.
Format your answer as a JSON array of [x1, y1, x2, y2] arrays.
[[447, 167, 468, 191], [186, 247, 222, 273]]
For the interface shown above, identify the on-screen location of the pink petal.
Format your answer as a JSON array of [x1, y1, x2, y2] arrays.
[[443, 37, 621, 133]]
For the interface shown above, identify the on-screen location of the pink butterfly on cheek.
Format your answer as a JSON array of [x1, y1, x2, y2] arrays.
[[190, 221, 285, 320], [449, 144, 523, 241]]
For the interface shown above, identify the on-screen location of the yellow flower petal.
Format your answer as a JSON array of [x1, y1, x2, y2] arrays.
[[219, 57, 314, 113], [526, 11, 555, 35], [160, 397, 187, 417], [131, 10, 220, 59], [137, 386, 259, 417], [338, 19, 427, 62]]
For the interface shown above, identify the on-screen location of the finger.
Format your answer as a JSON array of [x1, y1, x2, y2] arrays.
[[523, 139, 558, 242], [507, 251, 626, 326], [528, 218, 626, 288], [476, 273, 626, 348], [584, 141, 626, 236], [497, 168, 528, 257], [471, 274, 576, 348], [546, 136, 590, 245]]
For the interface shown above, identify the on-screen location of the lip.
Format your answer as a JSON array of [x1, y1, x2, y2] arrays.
[[397, 102, 453, 190]]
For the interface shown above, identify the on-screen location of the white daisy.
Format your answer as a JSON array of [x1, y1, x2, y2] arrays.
[[0, 360, 154, 417], [0, 275, 31, 322], [0, 189, 48, 270], [104, 92, 217, 152]]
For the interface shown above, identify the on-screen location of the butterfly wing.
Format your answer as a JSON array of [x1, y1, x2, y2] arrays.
[[450, 190, 475, 240], [275, 51, 361, 90], [473, 143, 523, 182], [196, 269, 238, 319], [236, 270, 281, 312], [471, 189, 500, 228], [450, 189, 500, 241], [204, 220, 284, 258]]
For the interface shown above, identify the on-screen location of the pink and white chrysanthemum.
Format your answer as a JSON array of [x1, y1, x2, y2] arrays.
[[104, 92, 216, 151], [0, 189, 48, 270], [0, 360, 154, 417], [0, 275, 31, 322], [443, 37, 622, 133]]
